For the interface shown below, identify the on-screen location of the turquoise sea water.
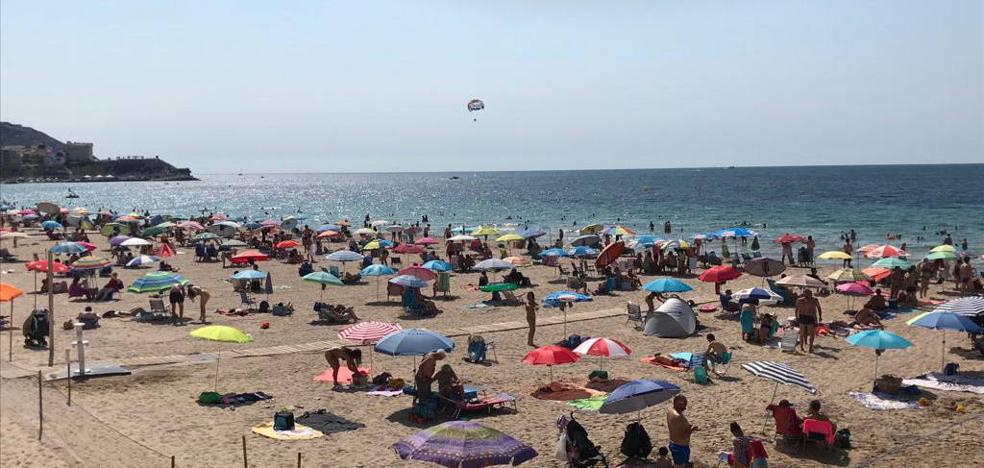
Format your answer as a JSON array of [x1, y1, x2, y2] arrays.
[[2, 164, 982, 263]]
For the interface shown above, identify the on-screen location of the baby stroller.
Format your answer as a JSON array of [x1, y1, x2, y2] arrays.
[[559, 413, 609, 467], [23, 309, 50, 348]]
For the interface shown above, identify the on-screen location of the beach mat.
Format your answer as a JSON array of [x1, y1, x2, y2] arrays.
[[639, 356, 687, 371], [295, 409, 365, 435], [567, 394, 608, 411], [903, 373, 984, 394], [849, 391, 920, 410], [313, 366, 371, 384], [366, 385, 404, 397], [532, 383, 605, 401], [251, 422, 323, 440]]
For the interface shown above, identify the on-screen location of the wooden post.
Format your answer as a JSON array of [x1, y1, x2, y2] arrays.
[[171, 455, 175, 468], [297, 452, 301, 468], [8, 299, 13, 362], [47, 251, 55, 367], [37, 370, 43, 440], [241, 435, 247, 468], [65, 349, 72, 406]]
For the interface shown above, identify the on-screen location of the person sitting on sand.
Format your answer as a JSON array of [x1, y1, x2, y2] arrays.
[[324, 347, 363, 388], [95, 272, 124, 301], [805, 399, 837, 432], [766, 400, 802, 438], [852, 307, 883, 329], [864, 290, 887, 311], [435, 364, 464, 401], [756, 313, 776, 344]]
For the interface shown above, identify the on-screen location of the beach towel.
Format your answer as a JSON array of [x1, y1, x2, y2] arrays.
[[295, 409, 365, 435], [251, 422, 323, 440], [848, 391, 921, 410], [366, 385, 404, 397], [568, 394, 608, 411], [639, 356, 687, 371], [313, 366, 371, 384], [199, 391, 272, 406], [903, 373, 984, 394], [532, 383, 606, 401]]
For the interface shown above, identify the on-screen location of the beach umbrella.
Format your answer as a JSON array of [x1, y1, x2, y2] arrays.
[[0, 283, 24, 302], [908, 311, 982, 371], [317, 230, 341, 239], [121, 237, 152, 247], [567, 246, 598, 258], [1, 282, 24, 343], [362, 240, 384, 251], [658, 239, 690, 250], [128, 272, 189, 293], [190, 325, 252, 343], [543, 291, 592, 336], [929, 244, 956, 253], [598, 379, 680, 415], [871, 258, 912, 270], [316, 224, 340, 233], [642, 278, 692, 293], [21, 213, 39, 221], [826, 268, 867, 283], [370, 220, 391, 227], [140, 225, 169, 238], [479, 282, 518, 293], [108, 235, 132, 246], [717, 227, 757, 238], [516, 227, 546, 239], [421, 260, 451, 272], [208, 221, 242, 238], [397, 265, 438, 281], [243, 222, 262, 230], [193, 232, 220, 241], [817, 251, 852, 261], [126, 255, 160, 268], [232, 270, 267, 280], [0, 231, 28, 240], [698, 265, 741, 283], [353, 227, 375, 236], [339, 321, 402, 369], [595, 241, 624, 268], [602, 225, 635, 237], [865, 245, 907, 259], [71, 256, 111, 270], [579, 224, 604, 235], [744, 257, 785, 278], [503, 256, 530, 266], [448, 234, 476, 242], [389, 275, 429, 289], [776, 274, 826, 289], [392, 420, 538, 468], [326, 250, 364, 263], [627, 234, 662, 250], [393, 243, 425, 254], [570, 234, 600, 247], [415, 237, 438, 245], [230, 250, 269, 264], [522, 345, 580, 382], [732, 287, 783, 304], [574, 337, 632, 372], [360, 264, 396, 300], [496, 233, 523, 243], [935, 296, 984, 317], [845, 330, 913, 379], [177, 220, 205, 231], [835, 282, 873, 310], [772, 234, 806, 244], [26, 260, 70, 274], [471, 226, 500, 237], [40, 220, 63, 230], [742, 361, 817, 399], [475, 259, 513, 271], [220, 239, 248, 250], [374, 328, 454, 364], [537, 248, 569, 258], [50, 241, 87, 255], [274, 240, 299, 250], [303, 271, 343, 301], [75, 241, 98, 252], [925, 251, 956, 261], [115, 215, 139, 223], [862, 267, 891, 282], [209, 213, 227, 221]]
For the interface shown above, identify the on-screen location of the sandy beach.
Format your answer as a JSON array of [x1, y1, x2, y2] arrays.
[[0, 226, 981, 468]]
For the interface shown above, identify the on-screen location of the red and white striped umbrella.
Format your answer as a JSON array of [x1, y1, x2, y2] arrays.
[[338, 321, 402, 344], [864, 245, 907, 259], [573, 337, 632, 358]]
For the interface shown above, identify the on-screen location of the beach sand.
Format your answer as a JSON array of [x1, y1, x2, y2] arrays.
[[1, 232, 981, 467]]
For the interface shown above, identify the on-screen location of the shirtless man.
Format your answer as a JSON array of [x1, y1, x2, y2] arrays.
[[414, 350, 446, 402], [703, 334, 728, 375], [525, 291, 539, 347], [323, 347, 362, 388], [666, 394, 698, 467], [795, 289, 822, 353]]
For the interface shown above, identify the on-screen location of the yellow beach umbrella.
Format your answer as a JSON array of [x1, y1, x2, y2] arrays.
[[471, 226, 499, 237], [190, 325, 252, 343], [362, 240, 383, 251], [579, 223, 604, 235], [496, 233, 523, 242], [929, 245, 956, 253], [818, 251, 852, 260], [827, 268, 867, 283]]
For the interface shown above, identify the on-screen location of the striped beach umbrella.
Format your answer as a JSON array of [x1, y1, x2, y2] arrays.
[[126, 255, 160, 268], [934, 296, 984, 317], [573, 337, 632, 371], [339, 321, 402, 344], [392, 421, 538, 468], [50, 241, 87, 255], [742, 361, 816, 395], [71, 256, 112, 270], [128, 271, 189, 293]]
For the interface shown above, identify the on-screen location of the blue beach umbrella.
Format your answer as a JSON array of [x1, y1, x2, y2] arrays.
[[642, 278, 693, 294], [361, 264, 397, 300], [243, 221, 262, 230], [390, 275, 429, 289], [935, 296, 984, 317], [41, 220, 63, 230], [374, 328, 455, 364], [908, 311, 981, 371], [126, 255, 160, 268], [516, 227, 546, 239], [543, 291, 592, 307], [50, 241, 87, 255], [871, 258, 913, 270], [567, 246, 598, 258], [317, 224, 341, 233], [598, 379, 680, 414], [421, 260, 451, 272], [538, 248, 569, 258], [232, 270, 267, 280], [732, 287, 783, 303], [845, 330, 913, 378]]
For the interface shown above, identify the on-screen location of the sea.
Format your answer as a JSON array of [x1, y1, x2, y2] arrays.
[[2, 164, 982, 264]]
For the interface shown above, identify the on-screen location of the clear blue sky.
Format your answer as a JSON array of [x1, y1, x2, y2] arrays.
[[2, 1, 981, 172]]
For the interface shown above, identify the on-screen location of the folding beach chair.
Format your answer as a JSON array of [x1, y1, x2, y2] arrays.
[[239, 290, 256, 309], [625, 302, 644, 328], [780, 329, 799, 352], [148, 298, 170, 319]]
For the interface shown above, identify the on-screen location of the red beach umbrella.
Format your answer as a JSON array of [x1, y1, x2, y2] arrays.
[[698, 265, 742, 283], [275, 240, 300, 250], [594, 241, 624, 268], [397, 265, 437, 281], [231, 250, 269, 264], [773, 234, 806, 244]]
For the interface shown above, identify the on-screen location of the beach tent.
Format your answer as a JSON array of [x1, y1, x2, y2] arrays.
[[643, 298, 697, 338]]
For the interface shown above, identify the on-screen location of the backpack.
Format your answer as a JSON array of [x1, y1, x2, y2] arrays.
[[620, 422, 653, 459], [258, 300, 270, 313], [834, 428, 851, 449], [466, 335, 487, 363]]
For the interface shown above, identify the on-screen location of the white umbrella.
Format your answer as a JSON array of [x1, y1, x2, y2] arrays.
[[121, 238, 152, 247], [447, 234, 476, 242]]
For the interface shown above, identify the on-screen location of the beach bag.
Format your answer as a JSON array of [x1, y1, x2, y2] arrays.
[[258, 300, 270, 313], [944, 363, 959, 376], [197, 391, 221, 404], [555, 431, 570, 461], [466, 335, 487, 363], [620, 422, 653, 459], [693, 365, 710, 384], [372, 372, 392, 385], [834, 429, 851, 449], [274, 411, 295, 431], [271, 303, 291, 316]]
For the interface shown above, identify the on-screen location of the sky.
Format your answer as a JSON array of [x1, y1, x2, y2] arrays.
[[1, 0, 982, 172]]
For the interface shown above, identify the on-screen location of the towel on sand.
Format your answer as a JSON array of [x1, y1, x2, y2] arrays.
[[567, 394, 608, 411], [639, 356, 688, 371], [251, 422, 323, 440], [295, 409, 365, 435], [532, 382, 606, 401], [312, 366, 371, 384], [903, 373, 984, 394], [848, 391, 920, 410], [366, 385, 404, 397]]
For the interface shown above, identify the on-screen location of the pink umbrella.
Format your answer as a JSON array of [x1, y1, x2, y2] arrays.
[[397, 265, 437, 281], [76, 241, 98, 252], [393, 243, 425, 254], [177, 220, 205, 231], [414, 237, 438, 246], [338, 321, 402, 344], [17, 209, 36, 215], [836, 282, 873, 311], [865, 245, 907, 259], [210, 213, 227, 221], [773, 234, 806, 244], [260, 219, 281, 227]]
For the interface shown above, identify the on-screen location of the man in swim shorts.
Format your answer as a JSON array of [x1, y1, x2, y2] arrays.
[[795, 289, 822, 353], [666, 394, 698, 467]]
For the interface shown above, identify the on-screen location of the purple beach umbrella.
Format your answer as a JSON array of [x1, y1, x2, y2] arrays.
[[392, 420, 537, 468]]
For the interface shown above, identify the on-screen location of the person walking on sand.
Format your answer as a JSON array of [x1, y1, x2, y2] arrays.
[[186, 284, 210, 323], [525, 291, 539, 347], [666, 394, 698, 468], [795, 289, 822, 353]]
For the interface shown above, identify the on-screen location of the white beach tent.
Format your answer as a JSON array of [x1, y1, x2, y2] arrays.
[[643, 298, 697, 338]]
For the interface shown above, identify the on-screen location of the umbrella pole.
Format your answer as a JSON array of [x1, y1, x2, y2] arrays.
[[33, 271, 38, 309], [941, 331, 946, 373], [214, 354, 221, 391], [874, 352, 879, 381], [8, 299, 13, 362], [375, 278, 380, 302]]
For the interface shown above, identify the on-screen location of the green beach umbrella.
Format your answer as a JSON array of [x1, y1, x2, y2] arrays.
[[100, 222, 127, 236], [303, 271, 343, 301], [929, 245, 956, 253], [128, 271, 189, 293], [140, 225, 169, 237], [193, 232, 220, 241], [871, 257, 912, 269], [925, 251, 956, 261], [479, 282, 519, 293]]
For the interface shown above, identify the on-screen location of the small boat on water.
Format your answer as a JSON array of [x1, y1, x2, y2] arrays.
[[66, 189, 79, 199]]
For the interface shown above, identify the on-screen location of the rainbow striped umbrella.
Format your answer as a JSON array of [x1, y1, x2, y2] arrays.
[[71, 256, 112, 270], [392, 421, 537, 468]]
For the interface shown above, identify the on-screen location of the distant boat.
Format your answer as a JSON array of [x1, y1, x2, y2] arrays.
[[449, 176, 460, 180], [238, 173, 244, 176], [727, 165, 736, 169], [65, 189, 79, 199]]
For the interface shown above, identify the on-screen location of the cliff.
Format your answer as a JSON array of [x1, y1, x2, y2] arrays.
[[0, 122, 65, 151]]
